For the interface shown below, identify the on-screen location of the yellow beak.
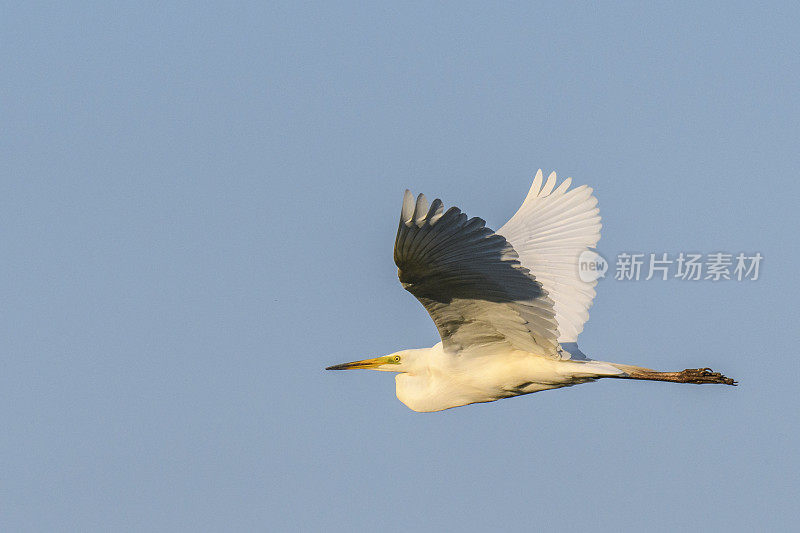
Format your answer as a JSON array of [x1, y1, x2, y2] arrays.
[[326, 356, 388, 371]]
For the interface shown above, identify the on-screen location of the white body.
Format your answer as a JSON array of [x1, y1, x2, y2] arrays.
[[393, 344, 624, 412]]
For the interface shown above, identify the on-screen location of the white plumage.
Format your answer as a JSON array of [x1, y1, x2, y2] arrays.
[[327, 170, 736, 412], [498, 170, 601, 344]]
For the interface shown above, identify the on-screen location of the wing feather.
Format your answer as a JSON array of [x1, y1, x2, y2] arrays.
[[497, 170, 602, 344], [394, 190, 561, 357]]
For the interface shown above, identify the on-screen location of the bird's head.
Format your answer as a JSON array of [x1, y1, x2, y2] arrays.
[[326, 350, 415, 373]]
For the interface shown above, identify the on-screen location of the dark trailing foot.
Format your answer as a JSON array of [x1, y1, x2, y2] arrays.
[[679, 368, 737, 386]]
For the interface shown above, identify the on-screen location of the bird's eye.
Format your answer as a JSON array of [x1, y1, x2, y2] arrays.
[[394, 356, 401, 362]]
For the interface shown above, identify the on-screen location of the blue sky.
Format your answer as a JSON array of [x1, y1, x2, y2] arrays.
[[3, 2, 799, 531]]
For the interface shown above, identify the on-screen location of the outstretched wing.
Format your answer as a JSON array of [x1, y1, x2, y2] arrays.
[[394, 190, 561, 358], [497, 170, 602, 343]]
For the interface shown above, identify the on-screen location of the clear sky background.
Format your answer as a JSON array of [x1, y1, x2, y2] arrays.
[[3, 2, 799, 531]]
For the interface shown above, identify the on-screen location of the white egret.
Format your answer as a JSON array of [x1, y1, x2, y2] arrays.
[[327, 170, 736, 412]]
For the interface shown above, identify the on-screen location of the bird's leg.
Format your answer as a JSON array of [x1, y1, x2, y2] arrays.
[[611, 364, 737, 386]]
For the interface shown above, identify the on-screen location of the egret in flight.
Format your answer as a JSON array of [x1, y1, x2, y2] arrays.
[[327, 170, 736, 412]]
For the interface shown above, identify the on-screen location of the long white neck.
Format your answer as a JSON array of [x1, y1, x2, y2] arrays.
[[392, 344, 457, 412]]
